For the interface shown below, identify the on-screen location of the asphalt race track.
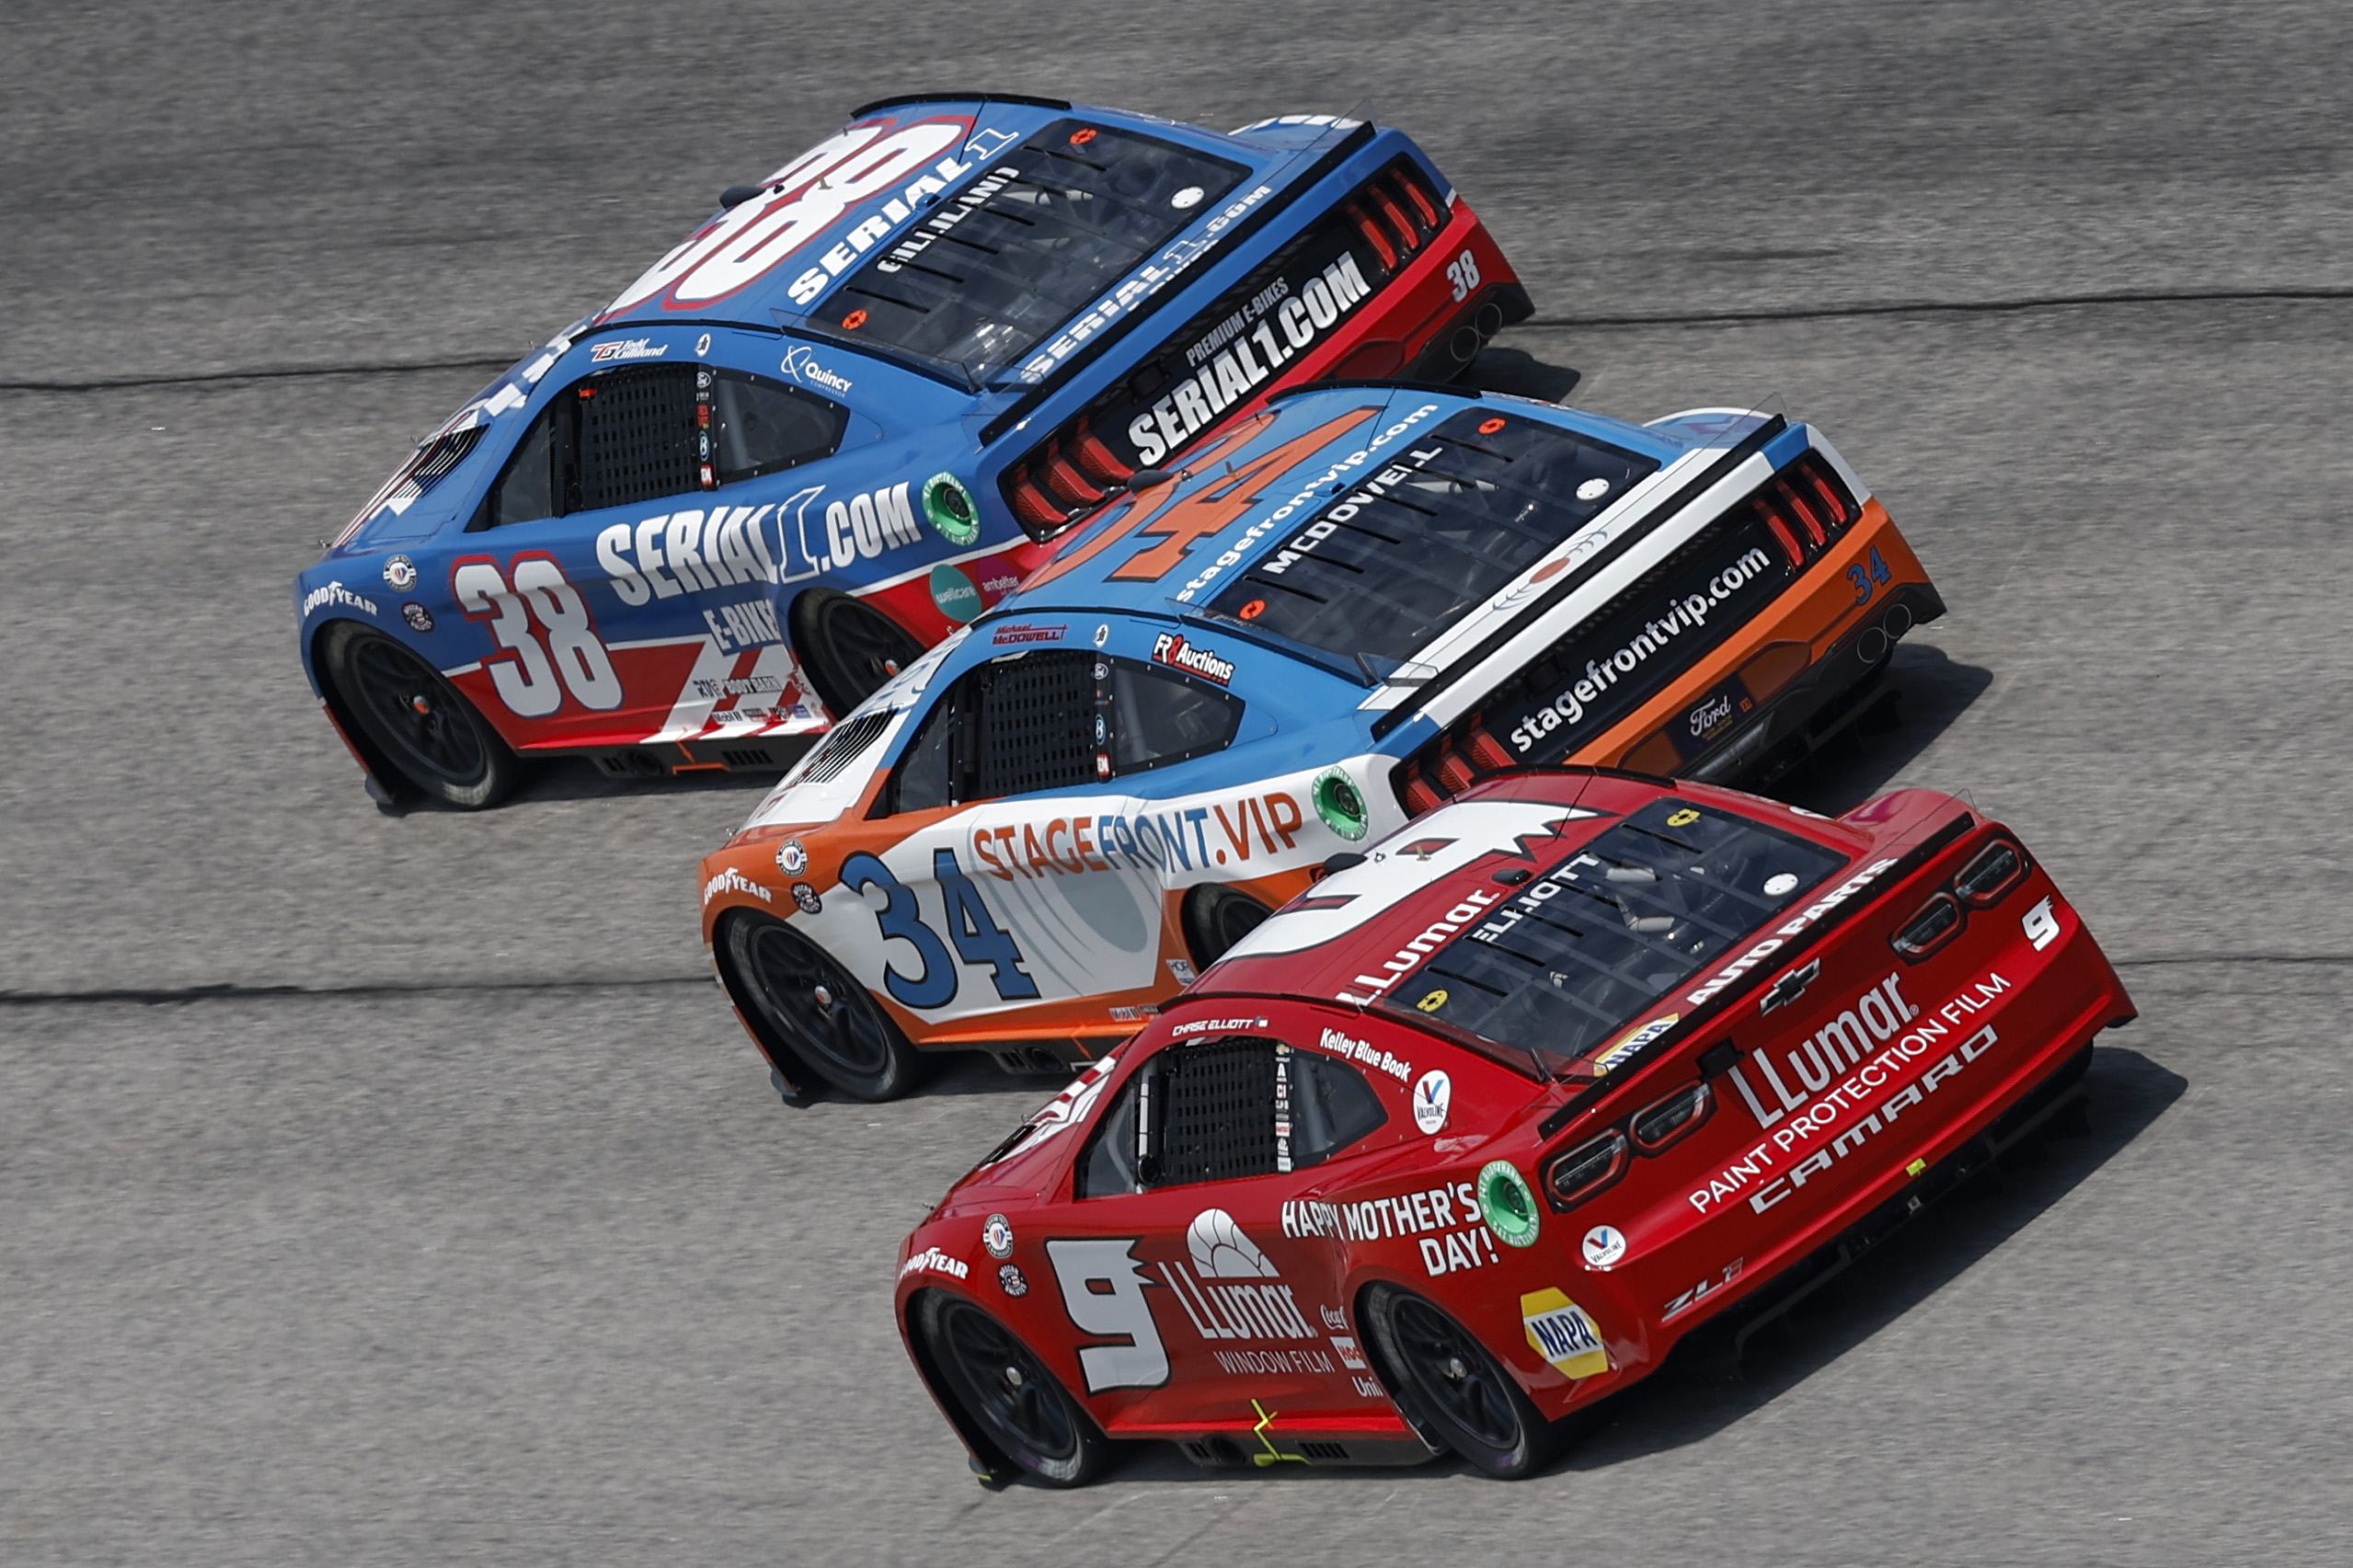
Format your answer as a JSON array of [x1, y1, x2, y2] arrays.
[[5, 4, 2351, 1562]]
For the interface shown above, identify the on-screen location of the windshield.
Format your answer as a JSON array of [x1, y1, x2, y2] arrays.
[[1205, 406, 1659, 663], [803, 119, 1248, 386], [1380, 796, 1848, 1076]]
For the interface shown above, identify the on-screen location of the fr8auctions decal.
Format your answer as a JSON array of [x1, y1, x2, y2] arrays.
[[452, 555, 623, 717], [837, 848, 1041, 1010]]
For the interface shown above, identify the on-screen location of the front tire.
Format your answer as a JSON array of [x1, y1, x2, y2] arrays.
[[715, 909, 922, 1102], [322, 621, 522, 809], [1363, 1286, 1558, 1479], [790, 589, 924, 717], [915, 1291, 1110, 1487]]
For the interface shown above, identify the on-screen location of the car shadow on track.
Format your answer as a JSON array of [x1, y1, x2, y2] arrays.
[[368, 745, 814, 815], [1539, 1043, 2186, 1475], [1468, 344, 1583, 404], [1770, 641, 1995, 817], [1078, 1044, 2181, 1489]]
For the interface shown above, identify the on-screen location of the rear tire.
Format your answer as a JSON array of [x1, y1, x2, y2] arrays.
[[790, 589, 924, 717], [716, 909, 922, 1102], [322, 621, 522, 809], [1181, 884, 1272, 970], [916, 1291, 1110, 1487], [1362, 1285, 1558, 1479]]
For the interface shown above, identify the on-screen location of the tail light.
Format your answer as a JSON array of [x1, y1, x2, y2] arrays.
[[1066, 422, 1131, 488], [1955, 837, 2029, 906], [1004, 473, 1067, 536], [1004, 420, 1138, 543], [1432, 749, 1479, 795], [1039, 448, 1105, 509], [1891, 892, 1964, 960], [1395, 722, 1514, 815], [1630, 1082, 1712, 1152], [1751, 452, 1857, 572], [1463, 728, 1513, 771], [1347, 200, 1399, 271], [1545, 1129, 1628, 1209], [1346, 163, 1444, 280]]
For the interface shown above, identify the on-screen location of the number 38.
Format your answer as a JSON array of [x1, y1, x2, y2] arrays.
[[452, 554, 623, 717], [1446, 248, 1481, 302]]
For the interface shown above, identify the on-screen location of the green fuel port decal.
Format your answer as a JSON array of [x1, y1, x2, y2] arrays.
[[923, 473, 981, 545], [1312, 768, 1370, 841], [1478, 1160, 1542, 1249]]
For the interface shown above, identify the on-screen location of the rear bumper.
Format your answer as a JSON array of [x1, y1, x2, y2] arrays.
[[1598, 499, 1944, 780], [1679, 578, 1946, 787]]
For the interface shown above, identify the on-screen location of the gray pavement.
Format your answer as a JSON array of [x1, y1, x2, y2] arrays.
[[4, 3, 2350, 1562]]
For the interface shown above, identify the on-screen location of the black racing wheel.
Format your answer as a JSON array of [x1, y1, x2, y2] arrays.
[[716, 909, 922, 1102], [1180, 884, 1272, 970], [916, 1291, 1109, 1487], [322, 621, 522, 809], [789, 589, 924, 717], [1363, 1286, 1558, 1479]]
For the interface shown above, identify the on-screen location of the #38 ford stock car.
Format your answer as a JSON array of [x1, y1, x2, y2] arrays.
[[696, 381, 1944, 1101], [891, 768, 2135, 1484], [291, 94, 1528, 807]]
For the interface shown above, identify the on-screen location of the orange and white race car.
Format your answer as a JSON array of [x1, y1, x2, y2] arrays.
[[695, 383, 1944, 1101]]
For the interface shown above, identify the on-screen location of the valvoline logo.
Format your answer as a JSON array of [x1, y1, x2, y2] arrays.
[[1152, 631, 1235, 685]]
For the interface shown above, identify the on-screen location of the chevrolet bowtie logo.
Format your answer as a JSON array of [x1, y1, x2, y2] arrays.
[[1759, 959, 1821, 1014]]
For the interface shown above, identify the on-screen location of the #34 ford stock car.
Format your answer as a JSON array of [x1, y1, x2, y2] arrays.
[[892, 769, 2136, 1484], [696, 381, 1944, 1101], [291, 95, 1529, 807]]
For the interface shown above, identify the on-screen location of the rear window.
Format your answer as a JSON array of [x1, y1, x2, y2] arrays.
[[1205, 406, 1659, 668], [804, 119, 1249, 387], [1386, 797, 1848, 1076]]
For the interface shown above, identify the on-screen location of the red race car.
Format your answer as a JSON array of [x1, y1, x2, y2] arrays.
[[895, 767, 2134, 1483]]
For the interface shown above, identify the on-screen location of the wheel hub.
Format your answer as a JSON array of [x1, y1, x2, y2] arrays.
[[812, 983, 833, 1006], [1443, 1356, 1468, 1381]]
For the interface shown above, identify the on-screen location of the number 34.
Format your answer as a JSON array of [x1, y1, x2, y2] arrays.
[[1846, 544, 1892, 605]]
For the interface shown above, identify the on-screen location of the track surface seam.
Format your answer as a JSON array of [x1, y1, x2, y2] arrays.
[[0, 951, 2331, 1008], [6, 284, 2348, 395]]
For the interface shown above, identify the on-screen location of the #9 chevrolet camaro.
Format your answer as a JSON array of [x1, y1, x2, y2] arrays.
[[291, 94, 1529, 807], [697, 381, 1944, 1100], [890, 769, 2136, 1484]]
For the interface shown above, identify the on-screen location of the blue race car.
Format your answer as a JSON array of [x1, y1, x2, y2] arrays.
[[293, 96, 1531, 807], [694, 381, 1945, 1101]]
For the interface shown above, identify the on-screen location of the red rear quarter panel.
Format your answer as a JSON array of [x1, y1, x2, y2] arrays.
[[1521, 817, 2135, 1413]]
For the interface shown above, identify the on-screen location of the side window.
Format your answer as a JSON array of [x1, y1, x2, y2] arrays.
[[477, 363, 846, 529], [886, 648, 1244, 814], [710, 374, 846, 483], [1073, 1037, 1387, 1198]]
